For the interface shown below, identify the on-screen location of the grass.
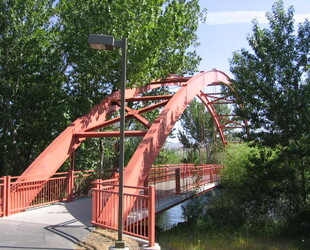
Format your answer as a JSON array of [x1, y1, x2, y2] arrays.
[[156, 222, 310, 250]]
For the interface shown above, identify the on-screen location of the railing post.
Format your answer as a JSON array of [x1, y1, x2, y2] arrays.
[[210, 167, 214, 182], [148, 186, 155, 247], [3, 176, 11, 216], [92, 179, 102, 224], [144, 176, 149, 195], [67, 170, 74, 202], [175, 168, 181, 195]]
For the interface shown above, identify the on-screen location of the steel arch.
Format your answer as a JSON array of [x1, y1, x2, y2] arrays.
[[122, 69, 236, 188], [19, 69, 246, 185]]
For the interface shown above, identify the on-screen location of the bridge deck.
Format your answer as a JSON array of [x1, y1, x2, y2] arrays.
[[155, 181, 217, 213]]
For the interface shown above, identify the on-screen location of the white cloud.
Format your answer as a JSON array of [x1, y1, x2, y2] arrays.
[[295, 14, 310, 23], [205, 11, 310, 25]]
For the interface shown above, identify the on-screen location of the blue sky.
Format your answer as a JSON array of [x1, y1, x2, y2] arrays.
[[197, 0, 310, 76]]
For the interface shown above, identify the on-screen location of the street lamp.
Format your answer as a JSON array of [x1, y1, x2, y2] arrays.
[[88, 34, 127, 249]]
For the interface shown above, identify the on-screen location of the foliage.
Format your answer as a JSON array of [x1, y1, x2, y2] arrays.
[[182, 196, 205, 222], [0, 0, 68, 175], [154, 147, 181, 165], [178, 98, 229, 164], [157, 218, 310, 250], [56, 0, 203, 117], [230, 1, 310, 146], [223, 0, 310, 235], [0, 0, 203, 175]]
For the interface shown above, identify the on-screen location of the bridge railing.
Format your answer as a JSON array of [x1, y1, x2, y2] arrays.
[[0, 169, 115, 217], [91, 164, 223, 246], [146, 164, 223, 200], [92, 179, 156, 247]]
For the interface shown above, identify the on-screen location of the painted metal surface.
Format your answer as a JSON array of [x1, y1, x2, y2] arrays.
[[91, 164, 221, 245], [14, 69, 246, 209], [18, 80, 181, 181], [19, 70, 240, 181], [122, 70, 231, 189], [0, 170, 108, 217], [91, 180, 156, 247], [1, 164, 220, 246]]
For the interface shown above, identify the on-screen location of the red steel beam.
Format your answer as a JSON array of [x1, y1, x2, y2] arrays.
[[125, 106, 152, 128], [198, 91, 227, 145], [19, 77, 187, 181], [126, 95, 173, 102], [75, 131, 147, 138], [123, 70, 230, 191], [17, 69, 249, 215]]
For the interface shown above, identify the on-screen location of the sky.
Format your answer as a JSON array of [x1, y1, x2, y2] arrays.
[[197, 0, 310, 76]]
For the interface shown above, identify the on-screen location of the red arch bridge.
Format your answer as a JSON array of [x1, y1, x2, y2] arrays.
[[0, 69, 247, 247]]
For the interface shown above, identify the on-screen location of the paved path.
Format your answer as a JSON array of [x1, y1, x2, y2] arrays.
[[0, 197, 93, 250]]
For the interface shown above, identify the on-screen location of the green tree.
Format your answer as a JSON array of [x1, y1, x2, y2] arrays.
[[56, 0, 203, 118], [0, 0, 204, 175], [0, 0, 68, 175], [178, 98, 230, 164], [55, 0, 204, 173], [230, 1, 310, 146], [226, 0, 309, 234]]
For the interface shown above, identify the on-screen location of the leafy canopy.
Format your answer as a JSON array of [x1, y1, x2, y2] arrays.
[[0, 0, 204, 175]]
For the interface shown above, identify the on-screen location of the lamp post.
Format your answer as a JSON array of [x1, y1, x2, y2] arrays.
[[88, 34, 127, 249]]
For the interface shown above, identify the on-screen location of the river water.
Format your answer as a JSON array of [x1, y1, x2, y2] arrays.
[[156, 191, 216, 230], [156, 200, 189, 230]]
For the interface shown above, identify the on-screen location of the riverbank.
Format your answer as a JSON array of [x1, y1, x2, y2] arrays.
[[156, 221, 310, 250]]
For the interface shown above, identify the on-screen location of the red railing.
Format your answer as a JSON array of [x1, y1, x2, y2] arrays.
[[146, 164, 223, 199], [1, 164, 223, 247], [0, 176, 6, 217], [0, 169, 114, 217], [92, 179, 156, 247]]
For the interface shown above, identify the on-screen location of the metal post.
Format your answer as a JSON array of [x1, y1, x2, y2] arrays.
[[91, 179, 102, 224], [144, 176, 149, 196], [148, 186, 155, 247], [3, 176, 11, 216], [67, 170, 74, 202], [116, 37, 127, 249], [88, 34, 128, 249], [175, 168, 181, 195]]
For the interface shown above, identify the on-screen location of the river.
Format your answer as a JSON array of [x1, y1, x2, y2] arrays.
[[156, 200, 189, 230], [156, 190, 216, 230]]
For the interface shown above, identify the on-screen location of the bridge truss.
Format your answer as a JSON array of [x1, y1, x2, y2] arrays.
[[20, 69, 247, 188]]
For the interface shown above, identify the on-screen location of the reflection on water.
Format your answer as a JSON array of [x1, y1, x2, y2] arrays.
[[156, 200, 189, 230], [156, 190, 216, 230]]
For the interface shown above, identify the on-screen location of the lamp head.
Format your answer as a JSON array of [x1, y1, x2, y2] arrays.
[[88, 34, 115, 50]]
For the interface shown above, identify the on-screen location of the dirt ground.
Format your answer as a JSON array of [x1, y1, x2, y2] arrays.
[[75, 228, 141, 250]]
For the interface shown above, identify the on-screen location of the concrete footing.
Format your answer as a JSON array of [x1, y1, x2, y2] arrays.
[[140, 243, 161, 250], [108, 246, 129, 250], [109, 241, 129, 250]]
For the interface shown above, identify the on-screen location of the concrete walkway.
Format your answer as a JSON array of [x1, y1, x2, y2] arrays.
[[0, 197, 93, 250]]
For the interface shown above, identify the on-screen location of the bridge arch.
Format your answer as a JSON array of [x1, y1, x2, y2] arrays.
[[123, 69, 234, 187], [20, 69, 246, 184]]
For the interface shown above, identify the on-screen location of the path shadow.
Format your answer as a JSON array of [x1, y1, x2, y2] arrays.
[[44, 197, 93, 246]]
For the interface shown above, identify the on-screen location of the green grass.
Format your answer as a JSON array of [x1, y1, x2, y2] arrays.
[[157, 222, 310, 250]]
